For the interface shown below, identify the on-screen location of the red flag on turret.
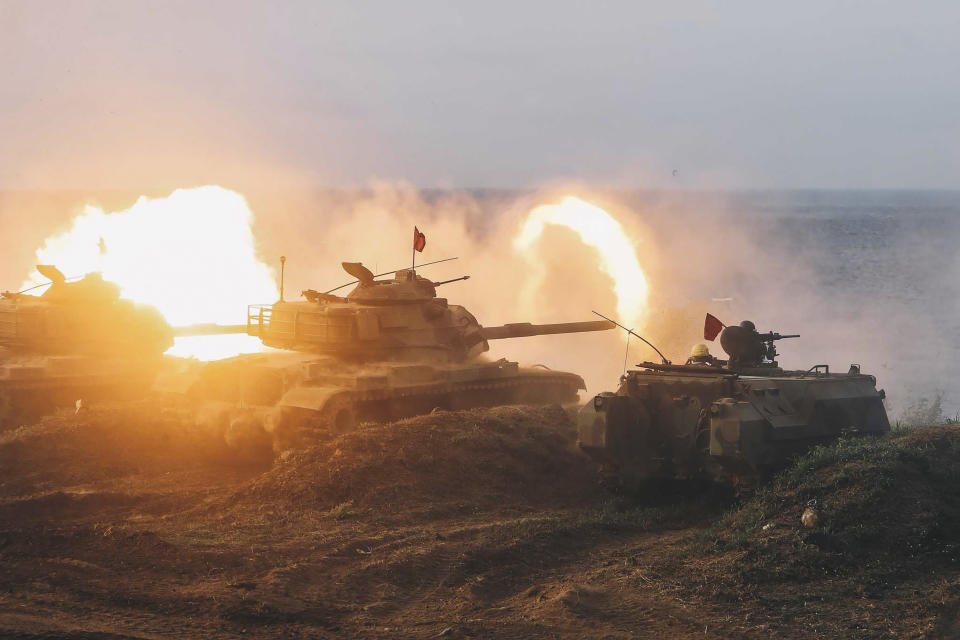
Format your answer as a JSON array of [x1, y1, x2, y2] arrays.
[[413, 226, 426, 252], [704, 313, 725, 341]]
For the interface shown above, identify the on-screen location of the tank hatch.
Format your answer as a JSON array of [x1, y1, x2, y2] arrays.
[[344, 265, 438, 303]]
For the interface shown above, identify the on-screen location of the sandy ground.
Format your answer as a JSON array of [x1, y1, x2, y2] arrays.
[[0, 402, 957, 639]]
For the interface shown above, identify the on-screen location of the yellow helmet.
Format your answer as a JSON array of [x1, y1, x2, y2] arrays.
[[691, 343, 710, 358]]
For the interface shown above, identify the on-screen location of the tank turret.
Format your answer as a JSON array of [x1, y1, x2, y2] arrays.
[[718, 319, 799, 372], [247, 262, 613, 363], [0, 265, 173, 356]]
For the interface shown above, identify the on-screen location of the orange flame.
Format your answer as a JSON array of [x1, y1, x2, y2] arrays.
[[513, 196, 649, 329], [22, 186, 278, 359]]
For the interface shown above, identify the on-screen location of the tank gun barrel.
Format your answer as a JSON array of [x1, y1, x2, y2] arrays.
[[479, 320, 614, 340], [172, 323, 249, 337], [762, 332, 800, 341]]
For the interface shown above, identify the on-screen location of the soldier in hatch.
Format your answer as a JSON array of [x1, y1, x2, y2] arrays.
[[686, 342, 721, 367]]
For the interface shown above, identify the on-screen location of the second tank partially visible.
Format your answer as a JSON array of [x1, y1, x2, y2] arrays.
[[0, 265, 173, 429]]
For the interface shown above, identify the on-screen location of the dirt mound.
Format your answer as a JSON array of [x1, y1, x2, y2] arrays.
[[0, 402, 268, 500], [226, 404, 601, 516], [663, 425, 960, 635], [713, 426, 960, 582]]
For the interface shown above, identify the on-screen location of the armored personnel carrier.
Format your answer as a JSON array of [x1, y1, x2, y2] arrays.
[[171, 261, 613, 446], [0, 266, 173, 429], [578, 317, 889, 484]]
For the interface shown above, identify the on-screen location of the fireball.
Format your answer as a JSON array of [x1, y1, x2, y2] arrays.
[[22, 186, 279, 359], [514, 196, 648, 329]]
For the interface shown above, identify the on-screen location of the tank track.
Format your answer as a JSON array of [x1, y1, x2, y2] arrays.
[[184, 365, 586, 453], [350, 372, 584, 421], [271, 372, 583, 449]]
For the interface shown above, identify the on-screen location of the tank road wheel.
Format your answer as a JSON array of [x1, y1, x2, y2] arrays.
[[266, 394, 357, 451], [264, 406, 300, 452], [0, 391, 14, 432], [223, 408, 274, 461], [318, 394, 357, 435]]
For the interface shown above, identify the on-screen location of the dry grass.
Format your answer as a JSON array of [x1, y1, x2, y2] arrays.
[[657, 426, 960, 637]]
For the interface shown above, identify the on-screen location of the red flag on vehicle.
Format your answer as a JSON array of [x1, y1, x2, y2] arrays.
[[704, 313, 725, 341], [413, 226, 426, 252]]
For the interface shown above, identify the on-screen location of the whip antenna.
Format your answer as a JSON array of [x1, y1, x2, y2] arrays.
[[323, 256, 459, 295], [592, 310, 670, 365], [13, 272, 86, 295], [622, 332, 631, 375]]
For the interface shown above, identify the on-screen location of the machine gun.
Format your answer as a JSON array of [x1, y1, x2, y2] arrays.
[[758, 331, 800, 343], [718, 321, 799, 369]]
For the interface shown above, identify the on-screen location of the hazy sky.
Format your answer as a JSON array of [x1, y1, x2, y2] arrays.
[[2, 1, 958, 189]]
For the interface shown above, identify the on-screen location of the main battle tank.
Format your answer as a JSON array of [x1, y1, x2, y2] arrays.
[[578, 317, 889, 484], [172, 261, 613, 446], [0, 265, 173, 429]]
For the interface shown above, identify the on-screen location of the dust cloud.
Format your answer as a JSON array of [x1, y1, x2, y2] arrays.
[[603, 190, 960, 417], [244, 185, 653, 395], [238, 186, 796, 395]]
